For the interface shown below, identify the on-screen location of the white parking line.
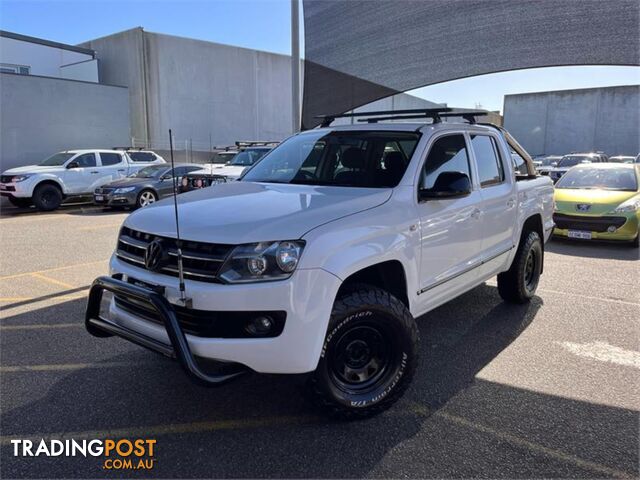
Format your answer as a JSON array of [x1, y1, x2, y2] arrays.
[[557, 341, 640, 369]]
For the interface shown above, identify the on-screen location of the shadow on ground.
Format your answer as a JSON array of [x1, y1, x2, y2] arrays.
[[1, 285, 637, 478], [547, 237, 639, 261]]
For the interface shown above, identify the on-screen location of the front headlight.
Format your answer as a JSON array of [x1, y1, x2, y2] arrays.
[[114, 187, 136, 194], [12, 175, 32, 182], [613, 196, 640, 213], [219, 241, 305, 283]]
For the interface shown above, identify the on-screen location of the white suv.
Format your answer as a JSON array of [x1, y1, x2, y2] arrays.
[[86, 110, 554, 418]]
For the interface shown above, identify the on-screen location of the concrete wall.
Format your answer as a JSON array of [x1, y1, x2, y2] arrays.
[[0, 73, 130, 171], [0, 35, 97, 82], [82, 28, 440, 152], [503, 85, 640, 156]]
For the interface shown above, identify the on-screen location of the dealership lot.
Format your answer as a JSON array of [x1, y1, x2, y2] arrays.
[[0, 204, 638, 478]]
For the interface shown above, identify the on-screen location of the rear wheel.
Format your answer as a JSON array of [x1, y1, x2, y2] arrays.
[[497, 230, 543, 303], [32, 184, 62, 211], [136, 190, 157, 208], [308, 285, 419, 419], [7, 196, 32, 208]]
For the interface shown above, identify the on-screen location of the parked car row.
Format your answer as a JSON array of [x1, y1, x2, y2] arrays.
[[0, 148, 165, 211], [0, 142, 278, 211], [533, 151, 640, 182]]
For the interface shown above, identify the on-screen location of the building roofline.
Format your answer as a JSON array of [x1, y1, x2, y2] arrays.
[[0, 30, 95, 57], [504, 84, 640, 98]]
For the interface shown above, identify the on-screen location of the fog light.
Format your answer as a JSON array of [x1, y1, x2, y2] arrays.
[[245, 316, 274, 336], [607, 226, 617, 233]]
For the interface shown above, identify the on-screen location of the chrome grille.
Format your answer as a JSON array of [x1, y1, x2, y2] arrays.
[[116, 227, 233, 283]]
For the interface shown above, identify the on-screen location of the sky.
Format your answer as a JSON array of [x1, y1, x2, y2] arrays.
[[1, 0, 638, 113]]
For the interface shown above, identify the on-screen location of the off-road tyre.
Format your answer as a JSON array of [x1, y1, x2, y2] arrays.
[[497, 230, 543, 303], [7, 196, 32, 208], [32, 183, 62, 211], [308, 285, 419, 419]]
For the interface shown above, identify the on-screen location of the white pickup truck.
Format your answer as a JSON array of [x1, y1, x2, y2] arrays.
[[0, 149, 165, 211], [85, 110, 554, 419]]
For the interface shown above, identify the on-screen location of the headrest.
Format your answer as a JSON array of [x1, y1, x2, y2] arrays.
[[341, 148, 365, 169], [385, 151, 405, 171]]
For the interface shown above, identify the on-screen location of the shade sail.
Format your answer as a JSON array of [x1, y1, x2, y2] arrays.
[[301, 0, 640, 129]]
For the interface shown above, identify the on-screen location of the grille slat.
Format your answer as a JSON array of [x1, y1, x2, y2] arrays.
[[553, 213, 627, 233], [116, 227, 232, 283]]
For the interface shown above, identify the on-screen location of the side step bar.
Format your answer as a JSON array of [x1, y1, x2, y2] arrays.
[[85, 275, 247, 386]]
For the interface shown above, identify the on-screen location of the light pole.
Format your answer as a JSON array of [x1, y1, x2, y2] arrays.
[[291, 0, 301, 133]]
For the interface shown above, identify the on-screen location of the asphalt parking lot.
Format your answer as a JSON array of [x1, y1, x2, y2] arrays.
[[0, 203, 638, 479]]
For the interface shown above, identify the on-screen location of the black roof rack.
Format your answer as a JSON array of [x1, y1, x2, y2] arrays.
[[235, 141, 279, 148], [112, 147, 147, 151], [316, 108, 489, 127]]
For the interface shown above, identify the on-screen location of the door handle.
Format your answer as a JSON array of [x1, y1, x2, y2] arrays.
[[117, 169, 126, 172], [90, 171, 99, 174], [471, 208, 481, 219], [507, 198, 516, 208]]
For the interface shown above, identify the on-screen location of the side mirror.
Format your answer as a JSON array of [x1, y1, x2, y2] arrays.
[[160, 174, 172, 181], [66, 161, 79, 169], [419, 171, 472, 201]]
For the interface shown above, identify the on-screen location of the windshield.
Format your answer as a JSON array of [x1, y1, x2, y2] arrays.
[[540, 157, 559, 166], [211, 152, 237, 164], [39, 153, 74, 166], [556, 167, 638, 191], [558, 155, 592, 168], [229, 149, 269, 166], [242, 130, 420, 188], [130, 165, 168, 178]]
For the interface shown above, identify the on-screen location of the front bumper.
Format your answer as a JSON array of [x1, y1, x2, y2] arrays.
[[553, 211, 639, 242], [86, 275, 248, 385], [0, 180, 34, 198], [93, 191, 137, 206], [89, 255, 341, 375]]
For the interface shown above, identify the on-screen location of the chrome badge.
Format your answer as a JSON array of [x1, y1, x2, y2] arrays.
[[575, 203, 591, 212]]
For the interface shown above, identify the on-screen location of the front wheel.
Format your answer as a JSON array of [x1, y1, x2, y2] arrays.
[[136, 190, 157, 208], [497, 230, 543, 303], [307, 286, 419, 419], [32, 184, 62, 211]]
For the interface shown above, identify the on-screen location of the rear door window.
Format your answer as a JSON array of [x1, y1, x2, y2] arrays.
[[100, 152, 123, 166], [471, 135, 505, 187]]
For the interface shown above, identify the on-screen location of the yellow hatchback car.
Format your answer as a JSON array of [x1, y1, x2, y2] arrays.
[[553, 163, 640, 247]]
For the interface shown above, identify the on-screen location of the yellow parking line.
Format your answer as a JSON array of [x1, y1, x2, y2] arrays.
[[31, 273, 76, 290], [0, 259, 108, 281], [0, 415, 314, 446], [0, 294, 87, 304], [422, 407, 634, 479], [0, 362, 140, 373], [0, 323, 81, 331]]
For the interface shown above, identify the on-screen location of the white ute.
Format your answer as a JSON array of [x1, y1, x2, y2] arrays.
[[85, 110, 554, 418], [0, 149, 165, 211]]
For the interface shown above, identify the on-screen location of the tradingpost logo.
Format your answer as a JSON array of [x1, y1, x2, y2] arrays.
[[11, 438, 157, 471]]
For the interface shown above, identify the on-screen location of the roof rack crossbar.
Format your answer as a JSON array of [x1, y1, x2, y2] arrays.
[[319, 108, 489, 127], [235, 141, 279, 147], [317, 108, 454, 127]]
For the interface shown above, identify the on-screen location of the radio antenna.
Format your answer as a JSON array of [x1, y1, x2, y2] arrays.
[[169, 129, 191, 308]]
